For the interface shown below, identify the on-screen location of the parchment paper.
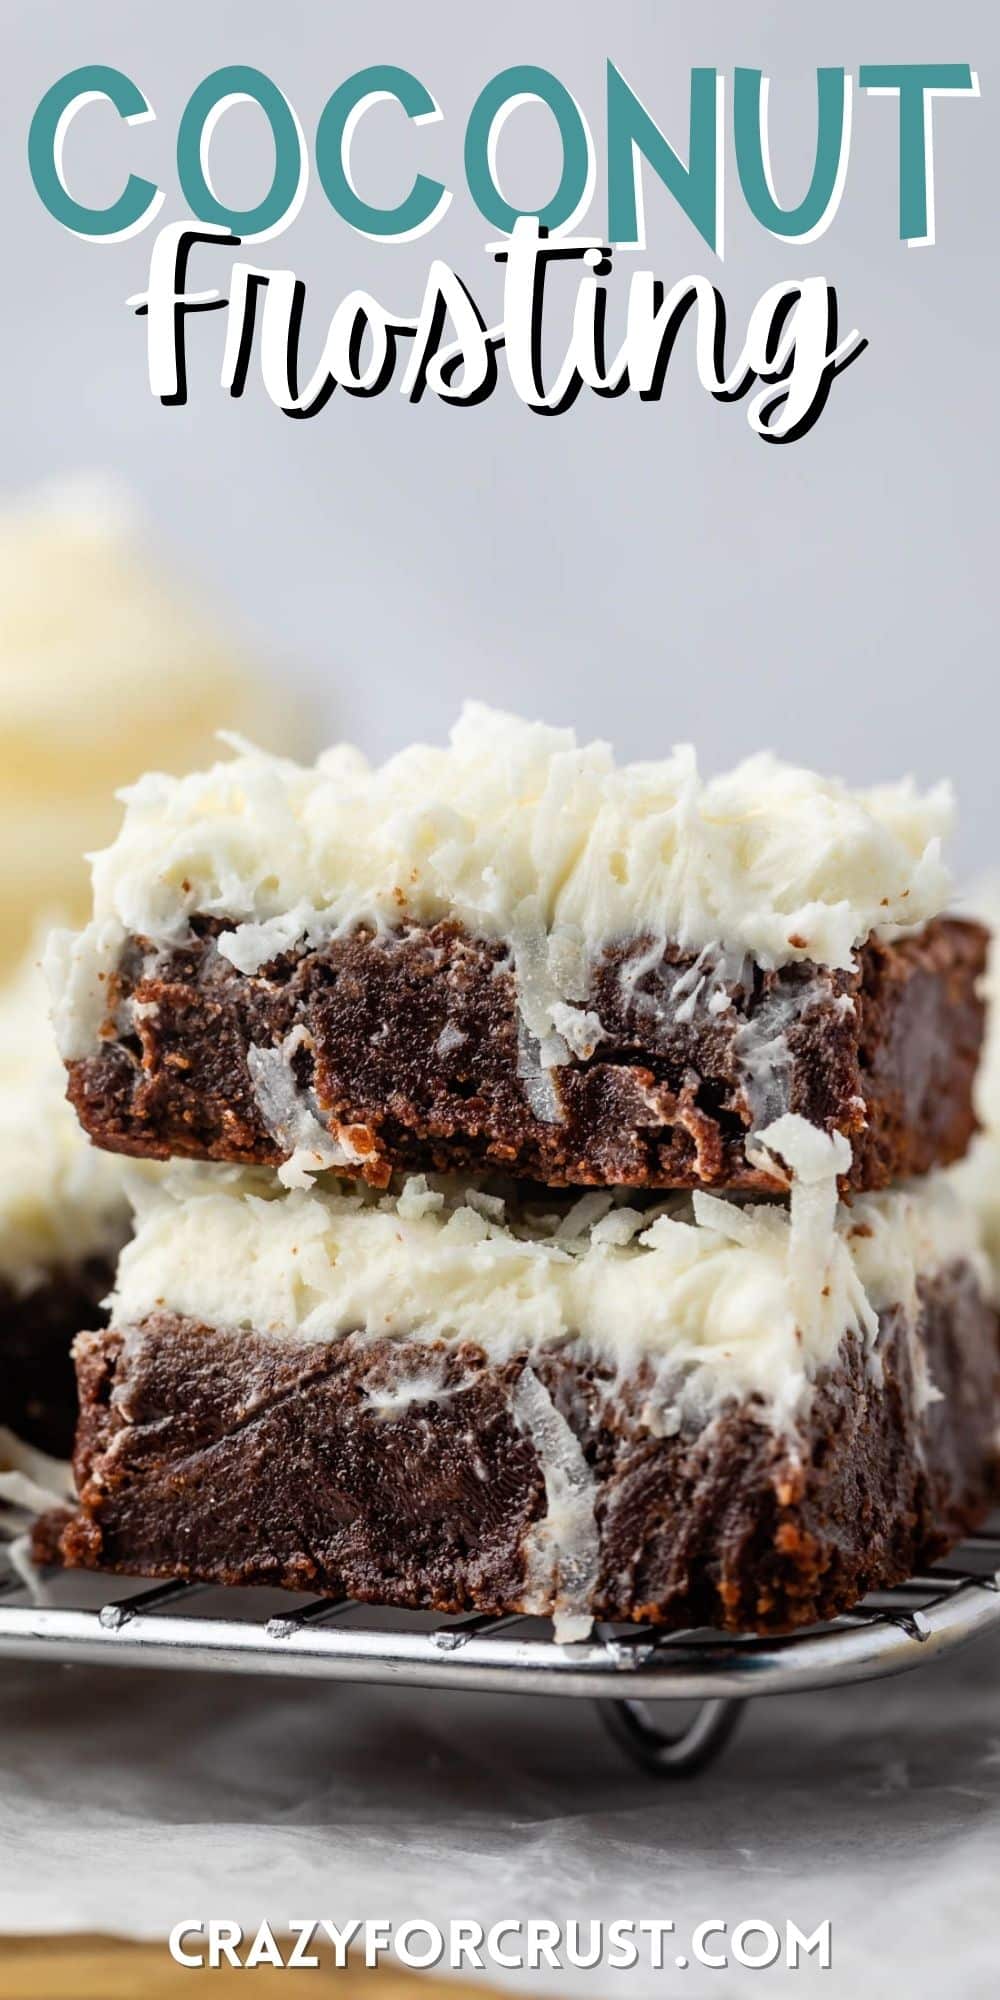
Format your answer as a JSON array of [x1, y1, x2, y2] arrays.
[[0, 1576, 998, 1998]]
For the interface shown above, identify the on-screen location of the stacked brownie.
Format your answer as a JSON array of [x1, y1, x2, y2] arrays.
[[40, 707, 999, 1634]]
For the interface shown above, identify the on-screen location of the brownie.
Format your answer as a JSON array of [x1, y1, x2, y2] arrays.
[[0, 1260, 111, 1459], [46, 1263, 998, 1634], [64, 915, 985, 1194]]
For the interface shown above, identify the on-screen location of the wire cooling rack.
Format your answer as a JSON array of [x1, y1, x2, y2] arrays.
[[2, 1519, 998, 1776]]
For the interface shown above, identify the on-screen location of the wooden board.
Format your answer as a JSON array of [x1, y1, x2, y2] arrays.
[[0, 1936, 494, 1998]]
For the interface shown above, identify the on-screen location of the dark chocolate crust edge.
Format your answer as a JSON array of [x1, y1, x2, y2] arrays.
[[64, 915, 986, 1193], [44, 1264, 999, 1634], [0, 1261, 112, 1460]]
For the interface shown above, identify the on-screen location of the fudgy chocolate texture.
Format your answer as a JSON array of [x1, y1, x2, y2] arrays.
[[0, 1261, 111, 1459], [48, 1265, 998, 1633], [65, 917, 985, 1193]]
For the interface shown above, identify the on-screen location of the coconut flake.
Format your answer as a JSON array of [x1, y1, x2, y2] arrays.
[[511, 1366, 600, 1643], [748, 1114, 857, 1343], [247, 1029, 361, 1188]]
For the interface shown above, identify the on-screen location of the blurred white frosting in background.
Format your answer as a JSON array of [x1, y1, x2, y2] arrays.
[[950, 877, 1000, 1284], [0, 944, 129, 1297], [0, 477, 305, 969]]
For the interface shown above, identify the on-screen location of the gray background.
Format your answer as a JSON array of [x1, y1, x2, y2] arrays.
[[2, 0, 996, 869]]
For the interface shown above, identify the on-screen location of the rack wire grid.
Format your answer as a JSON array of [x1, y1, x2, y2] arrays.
[[2, 1517, 998, 1776]]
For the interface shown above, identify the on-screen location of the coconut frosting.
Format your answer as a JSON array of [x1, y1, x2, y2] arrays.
[[0, 946, 130, 1294], [49, 704, 953, 1061], [111, 1158, 983, 1434]]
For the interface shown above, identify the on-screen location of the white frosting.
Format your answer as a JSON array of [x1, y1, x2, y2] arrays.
[[111, 1162, 984, 1433], [0, 478, 301, 974], [968, 876, 1000, 1136], [52, 704, 953, 1059], [952, 1135, 1000, 1294], [0, 946, 130, 1293], [949, 877, 1000, 1285]]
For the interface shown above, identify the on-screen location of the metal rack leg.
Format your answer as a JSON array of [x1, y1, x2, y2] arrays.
[[598, 1697, 743, 1777]]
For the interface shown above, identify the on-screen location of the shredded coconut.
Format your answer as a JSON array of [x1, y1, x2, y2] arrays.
[[247, 1028, 364, 1189], [511, 1366, 600, 1642]]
